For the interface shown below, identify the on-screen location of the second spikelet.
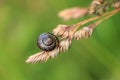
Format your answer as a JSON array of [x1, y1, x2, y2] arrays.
[[88, 0, 111, 15], [74, 27, 93, 40]]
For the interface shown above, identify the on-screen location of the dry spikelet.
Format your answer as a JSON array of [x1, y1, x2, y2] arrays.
[[26, 48, 60, 63], [59, 39, 72, 52], [53, 24, 74, 39], [26, 51, 50, 63], [112, 0, 120, 8], [49, 48, 60, 58], [53, 24, 69, 36], [58, 7, 88, 20], [61, 30, 73, 39], [88, 0, 111, 15], [88, 0, 104, 14], [74, 27, 93, 40]]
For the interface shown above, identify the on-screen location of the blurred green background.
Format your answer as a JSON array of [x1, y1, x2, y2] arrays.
[[0, 0, 120, 80]]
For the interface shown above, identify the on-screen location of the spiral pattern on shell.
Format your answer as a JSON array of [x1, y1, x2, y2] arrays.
[[37, 33, 59, 51]]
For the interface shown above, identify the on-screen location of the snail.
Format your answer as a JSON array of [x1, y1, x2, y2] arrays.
[[37, 33, 59, 51]]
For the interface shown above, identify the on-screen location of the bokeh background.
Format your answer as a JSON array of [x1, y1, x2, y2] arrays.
[[0, 0, 120, 80]]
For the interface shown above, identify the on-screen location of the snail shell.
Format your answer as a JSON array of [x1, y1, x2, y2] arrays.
[[37, 33, 59, 51]]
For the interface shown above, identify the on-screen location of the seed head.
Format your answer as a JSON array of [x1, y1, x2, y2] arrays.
[[26, 51, 50, 63], [53, 24, 75, 39], [26, 47, 60, 63], [112, 0, 120, 8], [88, 0, 111, 15], [74, 27, 93, 40], [49, 48, 60, 58], [59, 39, 72, 52], [58, 7, 88, 20], [53, 24, 69, 36]]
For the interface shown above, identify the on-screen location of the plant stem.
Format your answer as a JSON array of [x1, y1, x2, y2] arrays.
[[91, 7, 120, 28], [73, 8, 120, 32]]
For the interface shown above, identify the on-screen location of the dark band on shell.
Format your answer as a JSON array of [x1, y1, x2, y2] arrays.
[[37, 33, 59, 51]]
